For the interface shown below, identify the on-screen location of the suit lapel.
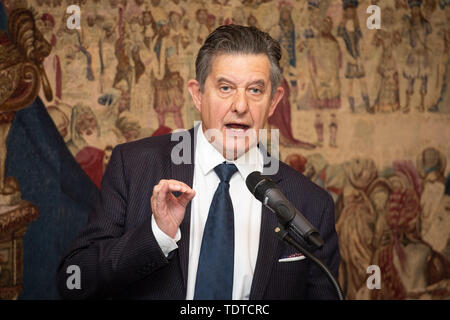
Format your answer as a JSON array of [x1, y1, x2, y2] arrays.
[[249, 204, 280, 299], [250, 153, 284, 300], [169, 127, 196, 292]]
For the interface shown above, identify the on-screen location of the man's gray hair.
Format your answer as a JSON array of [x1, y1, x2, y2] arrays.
[[195, 24, 283, 97]]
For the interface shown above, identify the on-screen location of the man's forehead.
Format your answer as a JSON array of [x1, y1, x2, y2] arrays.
[[209, 53, 271, 83]]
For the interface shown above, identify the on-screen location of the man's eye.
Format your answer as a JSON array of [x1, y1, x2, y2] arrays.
[[220, 86, 231, 92], [249, 88, 262, 94]]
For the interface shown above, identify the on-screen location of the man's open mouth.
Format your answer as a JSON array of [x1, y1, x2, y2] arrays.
[[225, 123, 251, 136], [225, 123, 250, 131]]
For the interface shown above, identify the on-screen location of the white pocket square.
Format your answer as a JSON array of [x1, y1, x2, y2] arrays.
[[278, 253, 306, 262]]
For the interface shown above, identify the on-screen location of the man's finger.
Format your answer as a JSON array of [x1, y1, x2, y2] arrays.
[[157, 182, 169, 202], [155, 180, 192, 193], [165, 180, 192, 191], [152, 180, 194, 209], [177, 189, 196, 207], [166, 183, 194, 194]]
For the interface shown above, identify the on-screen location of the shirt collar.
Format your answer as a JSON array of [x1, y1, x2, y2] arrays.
[[195, 123, 263, 180]]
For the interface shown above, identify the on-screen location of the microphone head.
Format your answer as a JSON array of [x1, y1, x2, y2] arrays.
[[246, 171, 262, 192], [246, 171, 277, 202]]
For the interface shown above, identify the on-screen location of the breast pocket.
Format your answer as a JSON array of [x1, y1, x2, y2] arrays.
[[274, 249, 309, 276]]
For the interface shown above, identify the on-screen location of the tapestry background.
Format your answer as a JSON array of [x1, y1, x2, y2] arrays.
[[1, 0, 449, 299]]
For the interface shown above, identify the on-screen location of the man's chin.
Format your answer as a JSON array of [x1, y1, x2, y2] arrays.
[[221, 139, 257, 160], [209, 139, 249, 160], [204, 127, 258, 159]]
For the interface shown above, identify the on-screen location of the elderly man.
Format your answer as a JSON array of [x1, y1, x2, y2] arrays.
[[57, 25, 340, 300]]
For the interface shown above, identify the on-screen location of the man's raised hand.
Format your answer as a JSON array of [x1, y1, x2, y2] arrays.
[[151, 179, 196, 238]]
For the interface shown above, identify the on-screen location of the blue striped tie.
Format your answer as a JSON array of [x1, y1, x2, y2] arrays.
[[194, 162, 238, 299]]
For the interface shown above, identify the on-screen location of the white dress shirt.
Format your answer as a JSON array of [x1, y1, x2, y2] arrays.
[[151, 124, 263, 300]]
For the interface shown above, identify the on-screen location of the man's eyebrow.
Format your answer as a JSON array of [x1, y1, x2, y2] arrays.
[[249, 79, 266, 87], [216, 77, 235, 84]]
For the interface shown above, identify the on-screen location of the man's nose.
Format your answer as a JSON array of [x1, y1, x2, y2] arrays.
[[231, 89, 249, 114]]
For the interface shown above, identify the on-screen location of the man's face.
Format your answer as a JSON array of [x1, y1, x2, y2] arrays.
[[371, 189, 389, 213], [118, 93, 131, 114], [41, 20, 54, 34], [280, 7, 291, 22], [170, 13, 181, 27], [143, 12, 153, 25], [197, 9, 207, 24], [76, 112, 98, 137], [207, 15, 216, 28], [188, 54, 284, 159], [104, 25, 113, 38], [161, 24, 171, 36], [123, 129, 139, 142], [87, 16, 95, 27], [343, 7, 356, 20], [321, 18, 332, 34]]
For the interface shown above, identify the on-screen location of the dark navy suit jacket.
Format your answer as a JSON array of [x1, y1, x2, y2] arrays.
[[57, 127, 340, 299]]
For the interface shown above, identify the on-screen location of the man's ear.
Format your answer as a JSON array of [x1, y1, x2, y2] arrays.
[[187, 79, 202, 113], [268, 85, 284, 118]]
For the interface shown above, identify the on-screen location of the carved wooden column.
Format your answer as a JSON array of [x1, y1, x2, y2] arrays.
[[0, 202, 38, 299]]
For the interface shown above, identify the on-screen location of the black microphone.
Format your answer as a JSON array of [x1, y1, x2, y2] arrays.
[[246, 171, 324, 249]]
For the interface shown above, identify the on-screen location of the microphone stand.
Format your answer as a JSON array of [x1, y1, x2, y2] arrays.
[[274, 225, 345, 300]]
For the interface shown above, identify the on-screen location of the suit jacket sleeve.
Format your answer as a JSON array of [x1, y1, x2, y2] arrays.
[[306, 193, 341, 299], [57, 145, 169, 299]]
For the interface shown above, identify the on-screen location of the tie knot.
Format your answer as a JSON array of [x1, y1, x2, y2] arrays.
[[214, 162, 238, 183]]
